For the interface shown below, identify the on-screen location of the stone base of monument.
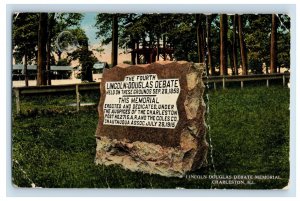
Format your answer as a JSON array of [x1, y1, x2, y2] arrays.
[[95, 61, 208, 178]]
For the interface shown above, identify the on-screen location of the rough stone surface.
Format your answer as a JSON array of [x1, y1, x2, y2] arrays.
[[95, 61, 208, 177]]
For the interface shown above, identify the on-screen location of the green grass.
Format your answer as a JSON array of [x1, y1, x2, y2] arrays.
[[12, 85, 290, 189], [208, 86, 289, 189]]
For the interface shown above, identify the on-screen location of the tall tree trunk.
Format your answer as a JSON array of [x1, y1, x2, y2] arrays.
[[163, 35, 166, 61], [196, 14, 206, 63], [238, 15, 248, 75], [46, 13, 55, 85], [228, 41, 234, 75], [137, 40, 140, 64], [37, 13, 48, 86], [131, 52, 136, 65], [46, 37, 51, 85], [232, 14, 238, 75], [196, 14, 202, 63], [206, 15, 214, 75], [169, 43, 174, 61], [131, 39, 136, 65], [201, 19, 209, 75], [57, 51, 62, 60], [220, 14, 228, 75], [24, 49, 28, 87], [270, 14, 278, 73], [111, 15, 118, 67], [156, 34, 160, 61], [201, 23, 206, 64]]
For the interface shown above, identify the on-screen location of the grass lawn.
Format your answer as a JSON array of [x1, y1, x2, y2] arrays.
[[12, 85, 290, 189]]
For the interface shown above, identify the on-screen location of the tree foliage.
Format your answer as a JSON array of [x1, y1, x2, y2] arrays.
[[13, 12, 291, 80], [52, 13, 83, 58], [12, 13, 39, 64], [68, 28, 97, 82]]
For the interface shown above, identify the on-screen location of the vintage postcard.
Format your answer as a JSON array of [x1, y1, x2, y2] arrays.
[[11, 12, 290, 190]]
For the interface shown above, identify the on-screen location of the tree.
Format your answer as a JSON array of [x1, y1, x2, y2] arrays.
[[243, 14, 290, 74], [111, 15, 118, 66], [270, 14, 278, 73], [196, 14, 203, 63], [12, 13, 39, 86], [37, 13, 48, 86], [68, 28, 97, 82], [220, 14, 228, 75], [238, 15, 248, 75], [206, 15, 214, 75], [46, 13, 55, 85], [74, 46, 97, 82], [121, 14, 166, 62], [95, 14, 128, 66], [232, 14, 239, 75], [243, 14, 270, 74], [277, 14, 290, 70], [161, 14, 198, 62], [45, 13, 83, 84]]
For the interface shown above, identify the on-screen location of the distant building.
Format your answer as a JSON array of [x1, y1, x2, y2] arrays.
[[12, 62, 109, 81], [12, 65, 73, 80], [93, 62, 109, 73]]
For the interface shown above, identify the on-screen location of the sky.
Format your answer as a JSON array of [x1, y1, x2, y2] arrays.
[[80, 12, 99, 45]]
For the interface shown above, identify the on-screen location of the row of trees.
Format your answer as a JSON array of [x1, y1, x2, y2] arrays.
[[95, 13, 290, 75], [13, 13, 290, 86]]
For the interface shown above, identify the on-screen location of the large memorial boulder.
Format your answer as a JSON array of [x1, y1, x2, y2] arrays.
[[95, 61, 208, 177]]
